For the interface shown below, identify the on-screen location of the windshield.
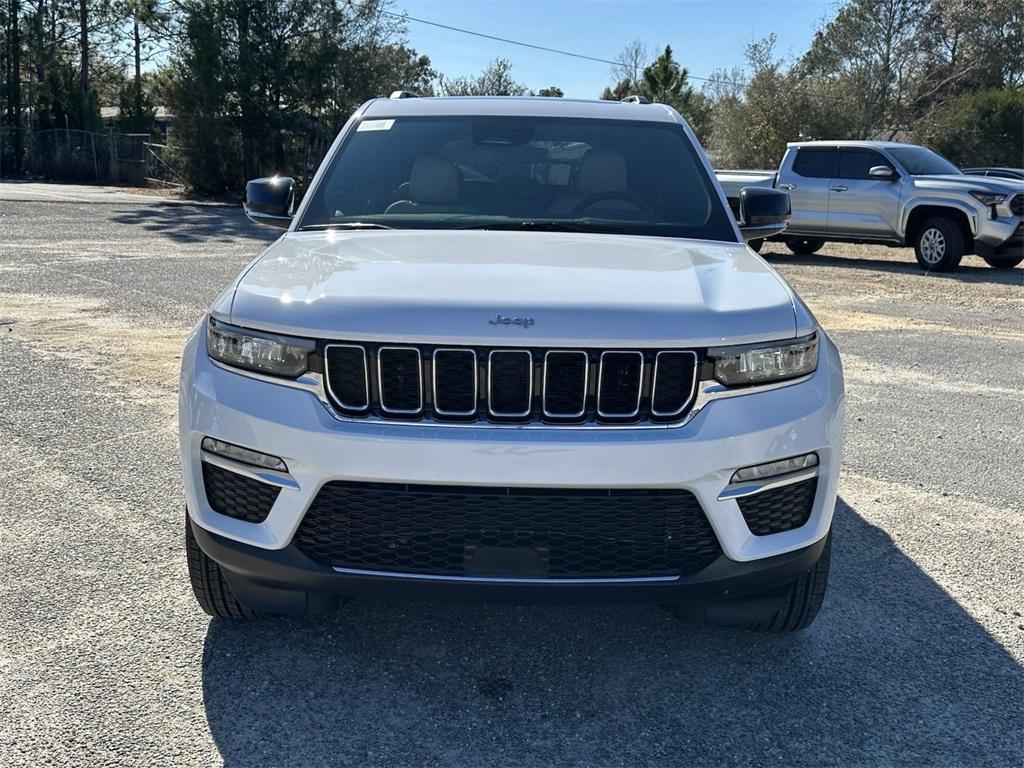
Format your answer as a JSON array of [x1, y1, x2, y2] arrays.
[[888, 146, 961, 176], [298, 116, 737, 241]]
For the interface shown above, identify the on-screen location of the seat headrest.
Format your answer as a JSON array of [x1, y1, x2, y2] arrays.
[[577, 149, 628, 195], [410, 157, 460, 204]]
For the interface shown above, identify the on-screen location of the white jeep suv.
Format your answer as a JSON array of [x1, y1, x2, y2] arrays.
[[180, 95, 844, 631]]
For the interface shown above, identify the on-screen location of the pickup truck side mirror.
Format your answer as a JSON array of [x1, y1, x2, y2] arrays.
[[737, 187, 790, 242], [868, 165, 897, 180], [244, 176, 295, 228]]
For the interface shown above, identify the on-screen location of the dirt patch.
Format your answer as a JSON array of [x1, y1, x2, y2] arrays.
[[814, 306, 1024, 342], [0, 293, 187, 419], [841, 353, 1020, 398]]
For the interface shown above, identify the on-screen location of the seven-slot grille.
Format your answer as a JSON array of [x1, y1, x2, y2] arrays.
[[323, 343, 699, 425]]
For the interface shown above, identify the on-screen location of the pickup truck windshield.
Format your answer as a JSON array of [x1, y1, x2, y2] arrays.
[[888, 146, 961, 176], [298, 116, 737, 241]]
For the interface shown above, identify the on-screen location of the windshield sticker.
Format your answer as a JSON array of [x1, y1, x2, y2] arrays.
[[357, 119, 395, 132]]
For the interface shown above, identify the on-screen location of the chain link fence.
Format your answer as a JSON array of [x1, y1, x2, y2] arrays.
[[0, 128, 186, 188], [2, 125, 326, 193]]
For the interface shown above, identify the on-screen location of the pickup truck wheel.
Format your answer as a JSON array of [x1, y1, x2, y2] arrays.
[[748, 239, 764, 253], [748, 533, 831, 632], [185, 513, 260, 619], [982, 253, 1023, 269], [914, 217, 964, 272], [786, 237, 825, 255]]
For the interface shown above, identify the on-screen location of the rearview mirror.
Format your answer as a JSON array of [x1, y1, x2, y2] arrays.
[[738, 187, 790, 242], [868, 165, 896, 180], [244, 176, 295, 228]]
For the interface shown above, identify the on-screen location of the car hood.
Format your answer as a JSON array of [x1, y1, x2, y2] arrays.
[[226, 230, 804, 347], [913, 174, 1024, 194]]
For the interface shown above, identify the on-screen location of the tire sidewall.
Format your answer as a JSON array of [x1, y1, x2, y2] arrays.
[[982, 253, 1024, 269], [786, 237, 825, 256], [914, 217, 964, 272]]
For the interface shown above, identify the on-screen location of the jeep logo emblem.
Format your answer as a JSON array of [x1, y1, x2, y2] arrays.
[[489, 313, 535, 329]]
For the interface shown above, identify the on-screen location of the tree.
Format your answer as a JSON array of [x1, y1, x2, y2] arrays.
[[112, 0, 168, 133], [3, 0, 25, 174], [642, 45, 709, 138], [801, 0, 930, 138], [438, 58, 529, 96], [536, 86, 562, 97], [916, 87, 1024, 165], [600, 40, 650, 100]]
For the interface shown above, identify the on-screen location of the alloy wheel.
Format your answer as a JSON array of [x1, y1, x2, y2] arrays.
[[919, 227, 946, 265]]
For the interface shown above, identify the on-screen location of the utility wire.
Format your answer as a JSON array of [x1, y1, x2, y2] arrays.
[[381, 10, 620, 67], [381, 9, 747, 88]]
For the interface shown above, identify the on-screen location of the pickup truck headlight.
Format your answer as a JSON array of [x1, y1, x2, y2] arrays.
[[710, 333, 818, 386], [207, 317, 314, 377], [969, 190, 1007, 206]]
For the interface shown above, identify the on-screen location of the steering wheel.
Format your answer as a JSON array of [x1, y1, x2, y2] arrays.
[[570, 191, 656, 218]]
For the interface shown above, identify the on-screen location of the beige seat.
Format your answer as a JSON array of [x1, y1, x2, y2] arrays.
[[385, 157, 474, 214], [548, 148, 640, 217]]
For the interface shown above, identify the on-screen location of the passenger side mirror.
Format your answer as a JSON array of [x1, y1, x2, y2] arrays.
[[244, 176, 295, 228], [738, 187, 790, 242], [868, 165, 897, 180]]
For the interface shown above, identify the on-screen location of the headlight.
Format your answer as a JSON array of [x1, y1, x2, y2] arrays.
[[207, 317, 314, 377], [710, 333, 818, 386], [969, 190, 1006, 206]]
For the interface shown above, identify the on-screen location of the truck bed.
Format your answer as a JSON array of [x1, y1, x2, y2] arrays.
[[715, 170, 777, 201]]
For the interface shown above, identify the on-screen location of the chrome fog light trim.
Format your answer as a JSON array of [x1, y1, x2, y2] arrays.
[[201, 437, 288, 472]]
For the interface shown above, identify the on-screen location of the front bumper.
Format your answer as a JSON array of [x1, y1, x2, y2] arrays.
[[975, 222, 1024, 257], [179, 322, 844, 593], [974, 208, 1024, 253], [190, 517, 829, 620]]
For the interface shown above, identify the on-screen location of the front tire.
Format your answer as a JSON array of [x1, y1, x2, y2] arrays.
[[748, 533, 831, 632], [185, 513, 260, 619], [748, 239, 764, 253], [914, 217, 964, 272], [786, 237, 825, 255], [982, 253, 1023, 269]]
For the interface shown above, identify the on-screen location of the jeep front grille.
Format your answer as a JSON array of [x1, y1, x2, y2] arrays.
[[1010, 194, 1023, 217], [323, 343, 699, 426]]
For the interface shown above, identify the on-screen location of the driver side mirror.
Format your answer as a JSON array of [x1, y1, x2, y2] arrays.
[[868, 165, 897, 180], [244, 176, 295, 228], [738, 187, 790, 242]]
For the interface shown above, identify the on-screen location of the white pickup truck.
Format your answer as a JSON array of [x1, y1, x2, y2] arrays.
[[717, 141, 1024, 272]]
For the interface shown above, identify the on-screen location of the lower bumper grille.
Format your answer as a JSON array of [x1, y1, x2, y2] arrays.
[[738, 477, 817, 536], [202, 463, 280, 523], [293, 482, 722, 579]]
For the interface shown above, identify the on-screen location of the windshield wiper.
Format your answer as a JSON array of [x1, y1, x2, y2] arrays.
[[453, 219, 632, 234], [299, 222, 395, 231]]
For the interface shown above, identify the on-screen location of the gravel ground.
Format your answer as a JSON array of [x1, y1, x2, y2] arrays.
[[1, 182, 1022, 767]]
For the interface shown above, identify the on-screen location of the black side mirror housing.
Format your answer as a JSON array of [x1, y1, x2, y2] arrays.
[[738, 187, 790, 242], [244, 176, 295, 228], [868, 165, 897, 180]]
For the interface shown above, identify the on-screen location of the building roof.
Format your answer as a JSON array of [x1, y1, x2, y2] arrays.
[[362, 95, 682, 123], [99, 105, 175, 120]]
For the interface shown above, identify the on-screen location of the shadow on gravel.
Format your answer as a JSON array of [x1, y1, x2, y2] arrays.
[[200, 498, 1023, 767], [110, 204, 278, 244], [761, 248, 1023, 285]]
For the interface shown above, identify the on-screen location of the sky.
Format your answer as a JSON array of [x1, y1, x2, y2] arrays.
[[397, 0, 837, 97]]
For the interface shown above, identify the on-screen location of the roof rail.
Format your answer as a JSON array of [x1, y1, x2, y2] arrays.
[[389, 90, 419, 99], [620, 95, 650, 104]]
